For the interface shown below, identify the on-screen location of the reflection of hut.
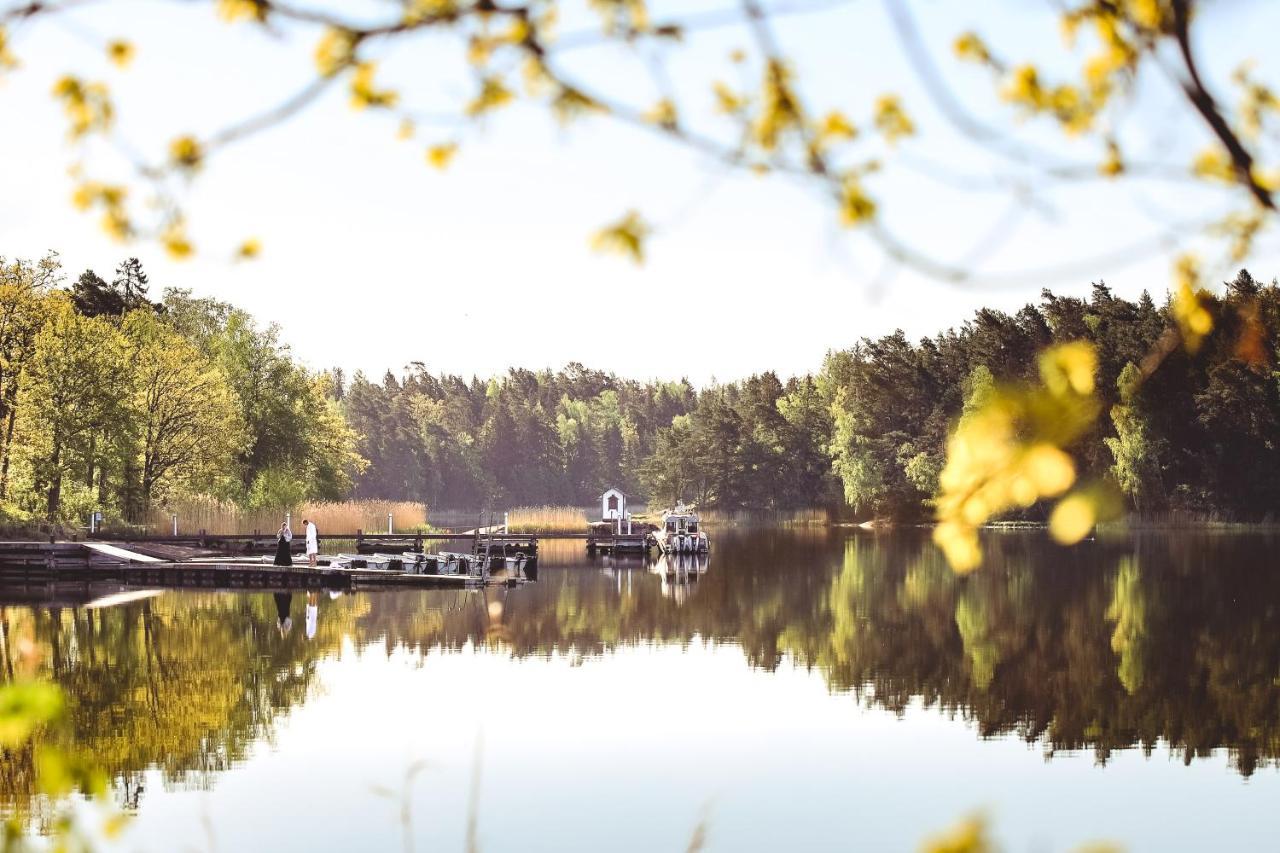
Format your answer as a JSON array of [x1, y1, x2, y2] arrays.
[[600, 488, 627, 521]]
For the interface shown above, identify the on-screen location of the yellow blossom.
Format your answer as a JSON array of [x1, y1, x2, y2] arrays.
[[550, 86, 604, 124], [235, 238, 262, 259], [162, 224, 194, 259], [1172, 255, 1213, 352], [873, 94, 915, 143], [953, 32, 990, 64], [315, 28, 358, 77], [591, 210, 650, 264], [1192, 147, 1234, 183], [106, 39, 134, 68], [836, 175, 876, 226], [0, 25, 18, 70], [642, 99, 678, 130], [1100, 138, 1124, 177], [216, 0, 268, 22], [169, 135, 203, 171], [349, 62, 398, 109], [819, 111, 857, 142], [712, 82, 746, 115], [465, 76, 514, 117], [752, 60, 801, 151]]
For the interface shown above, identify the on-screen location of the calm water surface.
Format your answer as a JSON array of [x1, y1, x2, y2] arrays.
[[3, 528, 1280, 851]]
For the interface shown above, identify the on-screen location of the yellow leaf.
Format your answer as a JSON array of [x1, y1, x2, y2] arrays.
[[1039, 341, 1096, 397], [1021, 444, 1076, 497], [426, 142, 458, 170], [920, 815, 994, 853], [1049, 492, 1096, 544]]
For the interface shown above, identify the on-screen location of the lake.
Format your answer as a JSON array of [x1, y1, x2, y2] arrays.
[[2, 528, 1279, 851]]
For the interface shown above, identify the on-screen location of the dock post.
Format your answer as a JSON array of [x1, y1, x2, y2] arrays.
[[387, 513, 393, 535], [415, 531, 422, 553], [357, 529, 363, 551], [172, 513, 178, 536]]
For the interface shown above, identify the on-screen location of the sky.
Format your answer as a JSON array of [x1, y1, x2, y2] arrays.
[[2, 0, 1278, 385]]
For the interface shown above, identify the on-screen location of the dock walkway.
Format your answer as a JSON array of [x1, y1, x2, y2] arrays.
[[0, 541, 524, 593]]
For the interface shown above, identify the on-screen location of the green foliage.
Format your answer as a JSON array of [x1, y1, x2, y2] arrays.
[[0, 253, 365, 525]]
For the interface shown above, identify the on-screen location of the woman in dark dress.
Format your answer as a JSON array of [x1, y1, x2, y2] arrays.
[[274, 521, 293, 566]]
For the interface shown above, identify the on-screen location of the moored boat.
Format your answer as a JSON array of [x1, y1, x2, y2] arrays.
[[654, 504, 709, 554]]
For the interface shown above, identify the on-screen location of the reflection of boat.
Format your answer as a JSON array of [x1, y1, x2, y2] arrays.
[[648, 551, 709, 602], [655, 505, 709, 554]]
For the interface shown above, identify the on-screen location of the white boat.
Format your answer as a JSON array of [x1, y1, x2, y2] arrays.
[[655, 505, 709, 554]]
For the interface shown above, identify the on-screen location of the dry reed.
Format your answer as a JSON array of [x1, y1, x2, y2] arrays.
[[144, 496, 428, 535], [505, 505, 590, 534]]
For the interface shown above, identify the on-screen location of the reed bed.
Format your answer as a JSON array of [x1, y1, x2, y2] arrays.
[[505, 505, 591, 534], [143, 496, 428, 535], [694, 507, 833, 527]]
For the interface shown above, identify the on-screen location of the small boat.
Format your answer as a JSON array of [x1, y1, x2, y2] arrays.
[[654, 504, 709, 554]]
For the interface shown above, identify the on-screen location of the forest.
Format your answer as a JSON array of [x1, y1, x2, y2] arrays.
[[5, 250, 1280, 527]]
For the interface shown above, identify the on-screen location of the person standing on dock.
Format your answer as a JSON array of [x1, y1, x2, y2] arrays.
[[304, 518, 318, 567], [274, 521, 293, 567]]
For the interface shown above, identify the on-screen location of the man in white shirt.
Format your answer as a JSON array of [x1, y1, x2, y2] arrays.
[[303, 518, 318, 567]]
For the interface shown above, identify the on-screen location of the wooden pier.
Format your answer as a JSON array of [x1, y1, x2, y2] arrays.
[[586, 533, 653, 555], [0, 542, 526, 592], [86, 530, 540, 557]]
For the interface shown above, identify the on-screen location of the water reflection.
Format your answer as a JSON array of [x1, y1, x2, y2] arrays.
[[3, 527, 1280, 825]]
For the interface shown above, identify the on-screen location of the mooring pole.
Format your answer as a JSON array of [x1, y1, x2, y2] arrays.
[[387, 513, 393, 535], [172, 514, 178, 536]]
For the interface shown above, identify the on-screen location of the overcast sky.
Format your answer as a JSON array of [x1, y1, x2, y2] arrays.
[[3, 0, 1277, 385]]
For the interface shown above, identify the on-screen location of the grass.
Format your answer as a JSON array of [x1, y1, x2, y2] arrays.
[[142, 496, 429, 535], [505, 505, 591, 534]]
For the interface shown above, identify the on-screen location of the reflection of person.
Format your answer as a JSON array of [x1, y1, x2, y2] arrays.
[[274, 521, 293, 567], [305, 592, 318, 640], [304, 518, 318, 567], [273, 592, 293, 637]]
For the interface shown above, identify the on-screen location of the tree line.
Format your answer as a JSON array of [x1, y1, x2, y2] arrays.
[[7, 249, 1279, 525], [350, 268, 1280, 521]]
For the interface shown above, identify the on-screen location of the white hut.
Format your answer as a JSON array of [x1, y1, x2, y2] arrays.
[[600, 488, 627, 522]]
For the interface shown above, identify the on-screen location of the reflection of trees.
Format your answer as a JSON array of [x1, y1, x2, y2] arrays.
[[0, 591, 367, 819], [2, 527, 1279, 826]]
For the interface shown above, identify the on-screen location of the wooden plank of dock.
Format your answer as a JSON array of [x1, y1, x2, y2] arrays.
[[83, 542, 163, 563]]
